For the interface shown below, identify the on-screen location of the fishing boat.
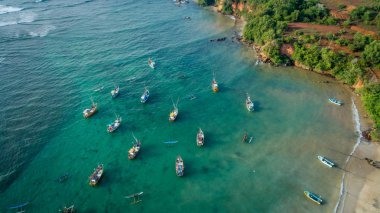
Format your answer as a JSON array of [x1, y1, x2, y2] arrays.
[[111, 85, 119, 98], [211, 78, 219, 92], [128, 134, 141, 160], [328, 98, 342, 106], [140, 87, 149, 103], [60, 205, 75, 213], [175, 155, 184, 176], [196, 128, 204, 146], [89, 164, 103, 186], [107, 116, 122, 133], [169, 107, 178, 122], [304, 191, 323, 205], [83, 98, 97, 118], [317, 155, 335, 168], [169, 98, 179, 122], [246, 93, 254, 111], [148, 58, 155, 69]]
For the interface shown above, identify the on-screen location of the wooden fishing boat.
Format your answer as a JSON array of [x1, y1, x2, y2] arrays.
[[140, 87, 149, 103], [176, 155, 184, 176], [304, 191, 323, 205], [317, 155, 335, 168], [246, 93, 254, 112], [169, 107, 178, 122], [111, 85, 119, 98], [196, 128, 204, 146], [60, 205, 75, 213], [125, 192, 143, 204], [128, 134, 141, 160], [212, 78, 219, 92], [148, 58, 155, 69], [328, 98, 342, 106], [89, 164, 103, 186], [169, 98, 179, 122], [107, 116, 122, 133], [83, 98, 97, 118]]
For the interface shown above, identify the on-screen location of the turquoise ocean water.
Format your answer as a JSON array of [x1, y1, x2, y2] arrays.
[[0, 0, 358, 212]]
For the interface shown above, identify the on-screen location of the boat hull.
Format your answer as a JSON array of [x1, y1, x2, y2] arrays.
[[304, 191, 322, 205], [176, 156, 184, 176]]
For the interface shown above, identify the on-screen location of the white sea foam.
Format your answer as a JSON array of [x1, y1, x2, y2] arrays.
[[0, 5, 23, 15], [334, 98, 362, 213], [29, 25, 55, 37], [0, 11, 37, 27]]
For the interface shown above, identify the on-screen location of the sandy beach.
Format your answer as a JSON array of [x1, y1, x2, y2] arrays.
[[335, 96, 380, 213]]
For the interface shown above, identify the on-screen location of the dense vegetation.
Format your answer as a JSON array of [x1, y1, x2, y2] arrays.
[[362, 84, 380, 140], [350, 6, 380, 26]]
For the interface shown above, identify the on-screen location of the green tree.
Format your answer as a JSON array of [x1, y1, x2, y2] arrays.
[[362, 40, 380, 68]]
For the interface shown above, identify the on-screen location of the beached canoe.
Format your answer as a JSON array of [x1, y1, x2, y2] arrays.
[[304, 191, 323, 205], [317, 155, 335, 168]]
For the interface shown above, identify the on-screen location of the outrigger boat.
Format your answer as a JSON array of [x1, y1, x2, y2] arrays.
[[83, 98, 97, 118], [304, 191, 323, 205], [89, 164, 104, 186], [125, 192, 143, 204], [197, 128, 204, 146], [211, 77, 219, 92], [140, 87, 149, 103], [60, 205, 75, 213], [8, 202, 29, 213], [328, 98, 342, 106], [111, 85, 120, 98], [176, 155, 184, 176], [128, 134, 141, 160], [246, 93, 254, 112], [317, 155, 335, 168], [169, 98, 179, 122], [148, 57, 155, 69], [107, 116, 122, 133]]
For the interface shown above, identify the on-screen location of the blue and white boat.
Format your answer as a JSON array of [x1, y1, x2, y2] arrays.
[[148, 58, 155, 69], [111, 85, 119, 98], [317, 155, 335, 168], [140, 87, 149, 103], [107, 116, 122, 133], [246, 93, 254, 112], [304, 191, 323, 205], [328, 98, 342, 106], [175, 155, 184, 176]]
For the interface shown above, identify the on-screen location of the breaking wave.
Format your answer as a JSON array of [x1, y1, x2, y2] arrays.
[[29, 25, 56, 37], [334, 98, 362, 213], [0, 11, 37, 27], [0, 5, 22, 15]]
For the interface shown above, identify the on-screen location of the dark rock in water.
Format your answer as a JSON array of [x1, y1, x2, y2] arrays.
[[56, 173, 69, 183]]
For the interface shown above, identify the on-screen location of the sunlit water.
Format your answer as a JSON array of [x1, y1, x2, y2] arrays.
[[0, 0, 358, 212]]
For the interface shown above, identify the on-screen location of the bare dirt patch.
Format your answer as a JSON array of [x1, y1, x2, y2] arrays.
[[288, 23, 342, 34]]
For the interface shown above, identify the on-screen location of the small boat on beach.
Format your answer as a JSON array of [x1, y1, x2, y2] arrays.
[[211, 78, 219, 92], [107, 116, 122, 133], [246, 93, 254, 112], [60, 205, 75, 213], [304, 191, 323, 205], [89, 164, 104, 186], [169, 98, 179, 122], [83, 98, 97, 118], [148, 57, 155, 69], [128, 134, 141, 160], [197, 128, 204, 146], [317, 155, 335, 168], [140, 87, 149, 103], [328, 98, 342, 106], [111, 85, 120, 98], [176, 155, 184, 176]]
